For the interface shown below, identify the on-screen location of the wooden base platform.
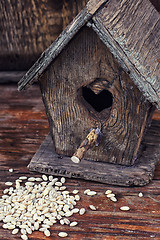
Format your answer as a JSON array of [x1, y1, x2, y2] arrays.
[[28, 120, 160, 186]]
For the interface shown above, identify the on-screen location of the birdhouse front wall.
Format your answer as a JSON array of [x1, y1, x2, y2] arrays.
[[39, 26, 152, 166]]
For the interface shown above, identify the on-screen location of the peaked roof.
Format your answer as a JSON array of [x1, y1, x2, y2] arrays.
[[18, 0, 160, 110]]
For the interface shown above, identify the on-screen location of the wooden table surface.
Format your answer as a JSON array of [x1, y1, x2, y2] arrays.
[[0, 84, 160, 240]]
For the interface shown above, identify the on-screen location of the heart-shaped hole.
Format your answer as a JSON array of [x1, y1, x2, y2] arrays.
[[82, 87, 113, 112]]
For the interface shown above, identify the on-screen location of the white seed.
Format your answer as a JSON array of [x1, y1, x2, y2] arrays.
[[87, 191, 97, 196], [58, 232, 68, 237], [72, 189, 79, 194], [71, 156, 80, 163], [70, 221, 78, 227], [138, 192, 143, 197], [34, 222, 39, 230], [60, 186, 66, 191], [19, 176, 27, 180], [110, 197, 117, 202], [65, 211, 73, 217], [3, 224, 9, 229], [3, 189, 9, 194], [63, 218, 70, 225], [25, 182, 34, 186], [62, 191, 69, 195], [39, 227, 46, 232], [9, 168, 13, 172], [21, 229, 26, 235], [106, 193, 115, 198], [26, 227, 32, 234], [72, 208, 79, 213], [44, 229, 50, 237], [35, 178, 42, 182], [84, 189, 90, 194], [75, 195, 80, 201], [55, 181, 62, 187], [49, 175, 53, 181], [105, 190, 112, 195], [7, 224, 16, 230], [5, 182, 13, 186], [21, 235, 28, 240], [60, 219, 64, 225], [79, 208, 85, 215], [61, 177, 66, 184], [42, 175, 48, 181], [12, 228, 19, 234], [89, 205, 97, 210], [120, 206, 130, 211], [28, 177, 36, 182]]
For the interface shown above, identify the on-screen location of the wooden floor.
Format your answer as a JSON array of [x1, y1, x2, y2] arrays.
[[0, 84, 160, 240]]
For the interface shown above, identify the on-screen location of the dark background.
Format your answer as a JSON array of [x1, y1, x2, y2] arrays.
[[0, 0, 159, 80]]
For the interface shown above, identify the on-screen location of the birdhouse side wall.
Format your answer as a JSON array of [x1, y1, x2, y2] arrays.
[[39, 26, 153, 166]]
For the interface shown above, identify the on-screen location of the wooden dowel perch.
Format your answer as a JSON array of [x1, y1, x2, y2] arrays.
[[71, 128, 102, 163]]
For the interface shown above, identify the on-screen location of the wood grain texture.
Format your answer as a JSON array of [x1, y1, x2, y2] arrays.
[[39, 26, 152, 166], [0, 0, 87, 71], [29, 118, 160, 186], [93, 0, 160, 109], [0, 84, 160, 239], [0, 0, 63, 71], [0, 71, 26, 83]]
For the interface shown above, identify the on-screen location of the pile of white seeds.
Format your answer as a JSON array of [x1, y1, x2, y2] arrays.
[[0, 172, 141, 239], [0, 175, 84, 239]]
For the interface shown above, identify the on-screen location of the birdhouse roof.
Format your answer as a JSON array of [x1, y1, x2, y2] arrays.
[[18, 0, 160, 110]]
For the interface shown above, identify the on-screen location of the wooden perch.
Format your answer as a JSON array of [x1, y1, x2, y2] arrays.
[[71, 128, 102, 163]]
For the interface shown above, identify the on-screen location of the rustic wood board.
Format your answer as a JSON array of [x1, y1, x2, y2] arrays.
[[0, 84, 160, 240], [28, 120, 160, 186]]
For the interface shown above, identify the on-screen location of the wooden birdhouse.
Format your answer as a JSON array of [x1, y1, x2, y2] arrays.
[[18, 0, 160, 186]]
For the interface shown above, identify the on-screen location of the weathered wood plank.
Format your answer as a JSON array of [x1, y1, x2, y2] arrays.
[[0, 84, 160, 240], [0, 71, 26, 83], [28, 118, 160, 186], [93, 0, 160, 109]]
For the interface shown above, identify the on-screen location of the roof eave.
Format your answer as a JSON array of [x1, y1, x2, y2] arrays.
[[18, 0, 108, 91]]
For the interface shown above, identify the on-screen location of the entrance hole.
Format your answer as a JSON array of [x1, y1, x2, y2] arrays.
[[82, 87, 113, 112]]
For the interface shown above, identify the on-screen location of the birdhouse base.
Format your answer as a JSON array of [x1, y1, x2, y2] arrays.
[[28, 120, 160, 186]]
